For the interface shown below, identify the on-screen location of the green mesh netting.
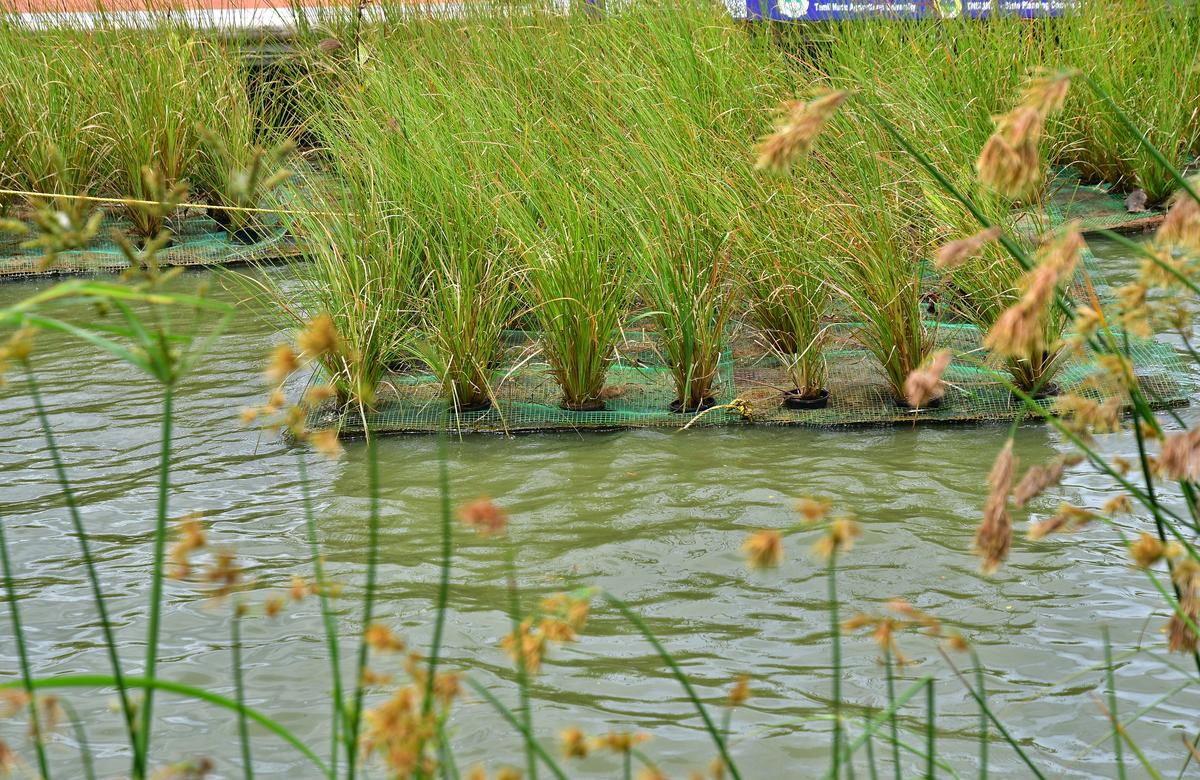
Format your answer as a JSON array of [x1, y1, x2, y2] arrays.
[[1033, 169, 1164, 235], [0, 210, 301, 277], [324, 322, 1191, 436]]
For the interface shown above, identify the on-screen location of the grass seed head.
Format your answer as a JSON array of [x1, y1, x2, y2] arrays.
[[755, 91, 849, 174], [1157, 185, 1200, 254], [1158, 427, 1200, 482], [813, 516, 859, 559], [903, 349, 952, 409], [743, 529, 783, 569], [1129, 532, 1165, 569], [1013, 454, 1083, 507], [977, 106, 1044, 199], [933, 226, 1002, 270], [457, 497, 509, 537], [975, 439, 1015, 574], [561, 727, 589, 759], [1020, 69, 1072, 115], [1027, 503, 1094, 540]]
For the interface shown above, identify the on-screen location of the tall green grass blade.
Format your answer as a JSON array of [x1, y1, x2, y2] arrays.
[[424, 428, 453, 712], [971, 651, 987, 780], [925, 680, 935, 779], [935, 649, 1044, 779], [296, 452, 342, 780], [885, 649, 902, 780], [0, 674, 327, 773], [61, 699, 96, 780], [21, 366, 142, 773], [464, 677, 569, 780], [346, 434, 381, 779], [232, 605, 255, 780], [603, 591, 742, 780], [830, 552, 844, 777], [137, 384, 174, 778], [505, 546, 537, 780], [1103, 627, 1126, 779], [0, 507, 50, 778], [1079, 73, 1200, 205]]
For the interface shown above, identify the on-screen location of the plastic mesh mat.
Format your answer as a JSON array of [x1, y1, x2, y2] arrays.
[[0, 209, 301, 278], [324, 322, 1192, 436], [1020, 169, 1165, 236]]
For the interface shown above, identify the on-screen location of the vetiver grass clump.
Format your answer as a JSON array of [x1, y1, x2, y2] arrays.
[[0, 17, 278, 242]]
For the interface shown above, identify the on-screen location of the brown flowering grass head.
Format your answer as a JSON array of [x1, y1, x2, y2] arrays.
[[1013, 453, 1083, 507], [1102, 494, 1133, 516], [1115, 281, 1152, 339], [1156, 181, 1200, 254], [975, 439, 1015, 574], [933, 226, 1002, 271], [289, 575, 311, 601], [501, 617, 548, 675], [304, 383, 337, 407], [266, 343, 300, 384], [984, 226, 1082, 360], [305, 428, 344, 460], [204, 548, 243, 600], [903, 350, 952, 409], [843, 613, 906, 664], [1052, 393, 1123, 439], [1158, 427, 1200, 482], [755, 90, 850, 174], [946, 632, 970, 653], [1129, 532, 1165, 569], [1067, 304, 1103, 354], [1026, 503, 1095, 541], [540, 591, 592, 634], [169, 512, 207, 580], [1169, 560, 1200, 654], [298, 312, 340, 359], [728, 674, 751, 707], [637, 769, 670, 780], [813, 516, 860, 559], [457, 497, 509, 537], [0, 327, 35, 385], [561, 727, 589, 759], [0, 740, 14, 774], [794, 496, 832, 524], [743, 529, 783, 569], [886, 598, 942, 636], [360, 685, 437, 778], [594, 731, 650, 754], [365, 623, 407, 653], [977, 106, 1044, 199], [264, 595, 285, 618], [1020, 69, 1072, 116]]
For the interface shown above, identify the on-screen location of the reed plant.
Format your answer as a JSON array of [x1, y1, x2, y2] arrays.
[[412, 225, 518, 414], [1052, 0, 1200, 204], [513, 201, 630, 411], [739, 197, 832, 402], [248, 171, 422, 408], [818, 118, 936, 403], [0, 24, 110, 199]]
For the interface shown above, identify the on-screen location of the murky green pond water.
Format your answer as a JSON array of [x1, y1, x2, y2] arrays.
[[1, 239, 1198, 778]]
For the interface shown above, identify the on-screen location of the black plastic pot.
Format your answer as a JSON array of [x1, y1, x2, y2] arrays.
[[895, 394, 944, 410], [450, 398, 492, 414], [207, 207, 232, 228], [230, 225, 271, 245], [669, 396, 716, 414], [1031, 382, 1062, 401], [560, 399, 607, 412], [783, 387, 830, 410]]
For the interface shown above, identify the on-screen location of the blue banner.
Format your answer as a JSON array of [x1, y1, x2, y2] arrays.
[[746, 0, 1070, 20]]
